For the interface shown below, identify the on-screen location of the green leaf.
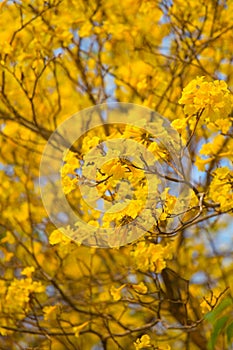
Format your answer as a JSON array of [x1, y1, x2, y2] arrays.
[[208, 315, 229, 350], [226, 321, 233, 345], [205, 297, 232, 323]]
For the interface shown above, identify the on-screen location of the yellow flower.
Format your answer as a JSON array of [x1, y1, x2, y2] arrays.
[[43, 305, 58, 321], [131, 282, 148, 294], [147, 142, 168, 160], [101, 160, 126, 180], [49, 228, 71, 245], [79, 21, 93, 38], [5, 278, 45, 315], [123, 124, 151, 144], [134, 334, 151, 349], [208, 167, 233, 210], [21, 266, 35, 278], [0, 327, 8, 336], [63, 150, 80, 168], [61, 176, 77, 195], [60, 163, 76, 178], [195, 156, 213, 172], [171, 118, 187, 134], [73, 321, 89, 337], [110, 284, 127, 301], [131, 241, 171, 273], [210, 118, 232, 133], [81, 135, 100, 153], [179, 77, 232, 121], [200, 299, 212, 314], [126, 200, 144, 219], [1, 231, 15, 244]]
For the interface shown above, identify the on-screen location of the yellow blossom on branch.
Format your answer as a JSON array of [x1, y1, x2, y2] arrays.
[[179, 76, 232, 121], [131, 281, 148, 294], [134, 334, 151, 349], [110, 284, 127, 301], [131, 241, 173, 273], [208, 167, 233, 211], [43, 305, 59, 321], [73, 321, 90, 338], [21, 266, 35, 278], [49, 228, 71, 245], [5, 278, 45, 316]]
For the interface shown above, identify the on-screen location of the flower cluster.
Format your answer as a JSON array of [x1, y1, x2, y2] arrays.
[[60, 150, 80, 195], [49, 227, 72, 245], [208, 167, 233, 211], [5, 273, 45, 317], [131, 240, 173, 273], [179, 76, 232, 121]]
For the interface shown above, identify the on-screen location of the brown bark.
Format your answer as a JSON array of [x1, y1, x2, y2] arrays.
[[161, 268, 207, 350]]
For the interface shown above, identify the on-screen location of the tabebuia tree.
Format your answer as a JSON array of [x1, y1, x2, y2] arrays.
[[0, 0, 232, 349]]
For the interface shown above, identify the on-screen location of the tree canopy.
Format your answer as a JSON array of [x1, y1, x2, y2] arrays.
[[0, 0, 232, 349]]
